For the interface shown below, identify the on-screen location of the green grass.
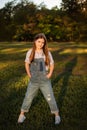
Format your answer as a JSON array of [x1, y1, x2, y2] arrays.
[[0, 41, 87, 130]]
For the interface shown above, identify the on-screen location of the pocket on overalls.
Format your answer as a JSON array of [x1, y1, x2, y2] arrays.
[[30, 72, 38, 82], [42, 72, 49, 81]]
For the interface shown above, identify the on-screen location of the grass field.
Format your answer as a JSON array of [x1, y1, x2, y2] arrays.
[[0, 41, 87, 130]]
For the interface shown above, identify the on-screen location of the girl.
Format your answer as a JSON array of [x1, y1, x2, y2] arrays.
[[18, 33, 61, 125]]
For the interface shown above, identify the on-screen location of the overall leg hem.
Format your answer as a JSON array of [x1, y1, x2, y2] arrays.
[[21, 109, 29, 113], [51, 110, 59, 114]]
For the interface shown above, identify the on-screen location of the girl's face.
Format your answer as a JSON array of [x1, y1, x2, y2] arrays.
[[35, 38, 45, 50]]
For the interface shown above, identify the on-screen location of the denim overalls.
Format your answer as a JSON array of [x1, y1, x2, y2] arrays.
[[21, 58, 59, 114]]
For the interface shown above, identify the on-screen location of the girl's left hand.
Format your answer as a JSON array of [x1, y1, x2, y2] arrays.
[[46, 73, 52, 79]]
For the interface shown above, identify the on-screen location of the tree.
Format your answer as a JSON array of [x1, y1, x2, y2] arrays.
[[13, 1, 37, 25], [0, 0, 86, 41], [0, 1, 15, 41], [61, 0, 81, 14]]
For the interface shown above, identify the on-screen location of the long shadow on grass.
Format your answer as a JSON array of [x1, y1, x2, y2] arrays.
[[52, 56, 77, 109]]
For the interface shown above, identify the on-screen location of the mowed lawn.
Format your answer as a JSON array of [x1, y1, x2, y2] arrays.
[[0, 42, 87, 130]]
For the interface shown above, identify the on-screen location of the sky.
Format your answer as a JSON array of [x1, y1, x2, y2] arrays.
[[0, 0, 62, 9]]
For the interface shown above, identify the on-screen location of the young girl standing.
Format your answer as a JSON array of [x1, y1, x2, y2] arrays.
[[18, 33, 61, 125]]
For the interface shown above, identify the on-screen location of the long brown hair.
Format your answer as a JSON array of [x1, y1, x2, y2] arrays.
[[29, 33, 50, 65]]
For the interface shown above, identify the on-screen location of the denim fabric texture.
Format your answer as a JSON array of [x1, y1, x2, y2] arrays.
[[21, 58, 59, 113]]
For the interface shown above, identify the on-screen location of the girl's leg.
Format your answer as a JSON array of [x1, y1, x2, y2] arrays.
[[40, 80, 59, 114], [21, 82, 39, 113], [40, 80, 61, 124], [18, 82, 39, 123]]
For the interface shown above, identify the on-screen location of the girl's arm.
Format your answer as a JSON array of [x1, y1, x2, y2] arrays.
[[25, 62, 31, 78], [46, 64, 54, 79]]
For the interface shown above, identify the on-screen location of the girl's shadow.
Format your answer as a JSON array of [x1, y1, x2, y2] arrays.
[[52, 56, 77, 109]]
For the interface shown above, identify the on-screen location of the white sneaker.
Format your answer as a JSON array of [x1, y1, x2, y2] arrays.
[[55, 115, 61, 125], [18, 114, 26, 123]]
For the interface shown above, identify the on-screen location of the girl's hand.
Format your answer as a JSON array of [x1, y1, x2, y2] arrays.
[[46, 73, 52, 79], [28, 73, 31, 78], [46, 64, 54, 79]]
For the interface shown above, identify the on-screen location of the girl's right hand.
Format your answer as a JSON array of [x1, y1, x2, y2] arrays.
[[28, 73, 31, 78]]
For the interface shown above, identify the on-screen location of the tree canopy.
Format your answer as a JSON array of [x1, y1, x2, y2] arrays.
[[0, 0, 87, 42]]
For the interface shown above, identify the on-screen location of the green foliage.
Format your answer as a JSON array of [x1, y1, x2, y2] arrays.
[[0, 42, 87, 130], [61, 0, 81, 13], [0, 0, 87, 41]]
